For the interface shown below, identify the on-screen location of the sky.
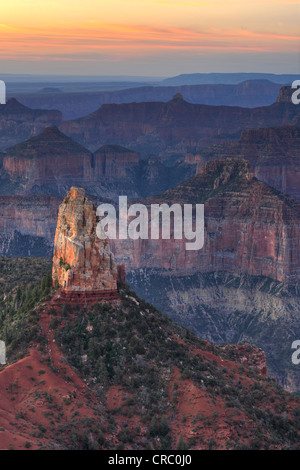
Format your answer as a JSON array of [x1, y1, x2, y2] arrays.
[[0, 0, 299, 76]]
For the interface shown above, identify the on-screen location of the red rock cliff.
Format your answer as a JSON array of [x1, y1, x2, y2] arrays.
[[191, 126, 300, 202], [1, 128, 142, 196], [60, 93, 300, 156], [110, 159, 300, 284], [93, 145, 140, 179], [3, 127, 93, 188], [52, 187, 118, 292]]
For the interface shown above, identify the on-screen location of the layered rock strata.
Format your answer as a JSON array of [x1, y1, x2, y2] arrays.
[[189, 126, 300, 201], [52, 187, 118, 300]]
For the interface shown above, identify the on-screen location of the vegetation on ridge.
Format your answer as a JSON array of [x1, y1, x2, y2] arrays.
[[0, 257, 300, 450]]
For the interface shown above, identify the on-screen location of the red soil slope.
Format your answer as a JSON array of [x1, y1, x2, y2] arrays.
[[0, 294, 299, 450]]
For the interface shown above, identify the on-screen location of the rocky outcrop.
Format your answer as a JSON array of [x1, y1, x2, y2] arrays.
[[52, 187, 118, 293], [0, 98, 61, 150], [60, 92, 300, 156], [222, 343, 267, 376], [189, 126, 300, 201]]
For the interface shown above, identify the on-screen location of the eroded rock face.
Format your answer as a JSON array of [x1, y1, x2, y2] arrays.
[[60, 92, 300, 156], [110, 159, 300, 284], [52, 187, 118, 292], [93, 145, 140, 179], [0, 127, 193, 200], [0, 194, 60, 257], [190, 126, 300, 202], [276, 86, 294, 103], [2, 127, 93, 193]]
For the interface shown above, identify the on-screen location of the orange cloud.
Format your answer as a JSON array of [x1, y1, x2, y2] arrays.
[[0, 22, 298, 62]]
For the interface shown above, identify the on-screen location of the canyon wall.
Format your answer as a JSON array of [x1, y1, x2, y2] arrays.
[[189, 126, 300, 202], [110, 159, 300, 285], [15, 80, 282, 120], [0, 194, 60, 256], [2, 127, 93, 188], [93, 145, 140, 179], [0, 127, 193, 199], [126, 269, 300, 392], [0, 161, 299, 391], [60, 92, 300, 155], [1, 158, 299, 286]]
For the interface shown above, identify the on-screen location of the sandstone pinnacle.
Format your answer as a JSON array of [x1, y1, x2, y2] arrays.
[[52, 187, 118, 292]]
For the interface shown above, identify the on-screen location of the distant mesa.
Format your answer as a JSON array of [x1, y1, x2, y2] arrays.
[[0, 98, 29, 113], [1, 127, 143, 194], [38, 87, 62, 94], [5, 125, 91, 157], [1, 125, 191, 199], [0, 98, 60, 116], [60, 85, 299, 156], [161, 72, 299, 86], [2, 127, 93, 190], [13, 79, 284, 121]]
